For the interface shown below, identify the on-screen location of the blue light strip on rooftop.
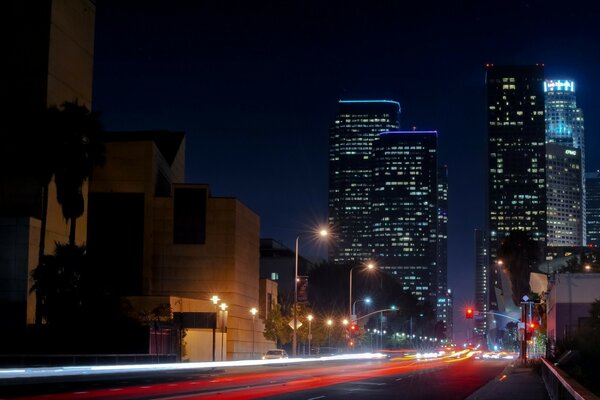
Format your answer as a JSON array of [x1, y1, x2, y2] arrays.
[[381, 130, 438, 135], [339, 99, 401, 107]]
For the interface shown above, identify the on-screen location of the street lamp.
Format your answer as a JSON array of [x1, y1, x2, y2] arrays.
[[326, 319, 333, 347], [349, 262, 375, 321], [293, 228, 328, 357], [250, 307, 258, 359], [306, 314, 313, 356], [211, 295, 220, 361], [219, 302, 228, 361], [352, 297, 371, 316]]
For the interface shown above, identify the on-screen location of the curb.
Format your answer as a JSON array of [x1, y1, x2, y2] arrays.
[[465, 363, 515, 400]]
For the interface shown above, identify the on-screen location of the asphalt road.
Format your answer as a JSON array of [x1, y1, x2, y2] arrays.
[[0, 356, 509, 400]]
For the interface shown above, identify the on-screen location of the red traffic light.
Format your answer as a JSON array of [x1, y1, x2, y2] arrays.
[[466, 308, 474, 319]]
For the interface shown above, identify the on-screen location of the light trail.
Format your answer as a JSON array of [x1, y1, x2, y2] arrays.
[[2, 353, 476, 400]]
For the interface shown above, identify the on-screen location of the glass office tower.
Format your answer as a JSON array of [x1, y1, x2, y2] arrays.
[[544, 80, 586, 246], [486, 64, 546, 311], [586, 171, 600, 246], [328, 100, 400, 265], [371, 130, 438, 304]]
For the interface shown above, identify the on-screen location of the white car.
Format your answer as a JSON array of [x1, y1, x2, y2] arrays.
[[262, 349, 289, 359]]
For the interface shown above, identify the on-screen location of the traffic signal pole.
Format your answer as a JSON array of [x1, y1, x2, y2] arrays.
[[520, 302, 528, 362]]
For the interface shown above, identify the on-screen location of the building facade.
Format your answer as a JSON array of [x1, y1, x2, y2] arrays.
[[586, 171, 600, 247], [474, 229, 489, 340], [436, 165, 450, 332], [88, 131, 274, 360], [544, 80, 585, 246], [486, 64, 547, 312], [545, 143, 583, 246], [371, 131, 439, 304], [546, 273, 600, 349], [1, 0, 96, 331], [328, 100, 400, 265]]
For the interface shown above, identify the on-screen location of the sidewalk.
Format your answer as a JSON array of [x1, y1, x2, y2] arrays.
[[466, 363, 549, 400]]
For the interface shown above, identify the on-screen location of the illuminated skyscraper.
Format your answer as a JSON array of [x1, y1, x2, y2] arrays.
[[545, 144, 583, 246], [474, 229, 488, 340], [371, 130, 438, 304], [544, 79, 586, 246], [436, 165, 449, 328], [486, 64, 546, 310], [586, 171, 600, 246], [328, 100, 400, 265]]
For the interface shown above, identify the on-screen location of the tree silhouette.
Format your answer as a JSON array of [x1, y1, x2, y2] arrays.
[[497, 231, 541, 306], [50, 101, 105, 245]]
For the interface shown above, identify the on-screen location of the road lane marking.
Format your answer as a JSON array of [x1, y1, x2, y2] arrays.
[[307, 396, 326, 400]]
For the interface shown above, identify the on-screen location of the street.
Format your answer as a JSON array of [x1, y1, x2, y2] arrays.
[[1, 353, 510, 400]]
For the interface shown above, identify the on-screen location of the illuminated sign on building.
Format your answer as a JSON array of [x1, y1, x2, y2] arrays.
[[565, 149, 577, 156], [544, 80, 575, 92]]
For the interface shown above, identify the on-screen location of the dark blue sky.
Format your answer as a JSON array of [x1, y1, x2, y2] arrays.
[[92, 0, 600, 340]]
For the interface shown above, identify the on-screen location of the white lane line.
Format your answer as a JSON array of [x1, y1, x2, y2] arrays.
[[307, 396, 326, 400]]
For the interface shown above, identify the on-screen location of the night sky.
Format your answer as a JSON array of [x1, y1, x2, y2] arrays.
[[92, 1, 600, 340]]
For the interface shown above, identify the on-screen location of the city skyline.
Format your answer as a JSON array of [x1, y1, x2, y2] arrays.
[[92, 1, 600, 339]]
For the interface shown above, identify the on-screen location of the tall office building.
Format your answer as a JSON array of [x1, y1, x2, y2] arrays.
[[436, 165, 449, 327], [544, 80, 586, 246], [486, 64, 546, 310], [586, 171, 600, 246], [474, 229, 489, 340], [371, 131, 439, 304], [545, 144, 583, 246], [328, 100, 401, 265]]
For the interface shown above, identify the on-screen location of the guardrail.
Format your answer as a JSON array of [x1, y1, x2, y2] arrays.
[[541, 358, 600, 400]]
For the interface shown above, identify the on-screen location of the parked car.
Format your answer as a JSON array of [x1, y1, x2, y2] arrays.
[[262, 349, 289, 359]]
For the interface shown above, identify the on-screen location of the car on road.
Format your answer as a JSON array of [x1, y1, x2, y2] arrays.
[[262, 349, 288, 360]]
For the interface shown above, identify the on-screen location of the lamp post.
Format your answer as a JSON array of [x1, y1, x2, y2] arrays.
[[293, 228, 328, 357], [349, 263, 375, 321], [219, 302, 228, 361], [352, 297, 371, 317], [307, 314, 313, 356], [210, 295, 220, 361], [327, 319, 333, 347], [250, 307, 258, 359]]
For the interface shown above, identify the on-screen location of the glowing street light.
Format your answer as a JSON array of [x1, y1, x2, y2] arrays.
[[349, 262, 375, 321], [211, 295, 220, 361], [352, 297, 371, 316], [293, 227, 329, 357], [307, 314, 313, 356], [219, 302, 228, 361], [250, 307, 258, 359]]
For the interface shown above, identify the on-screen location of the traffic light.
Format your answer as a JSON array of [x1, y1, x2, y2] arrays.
[[526, 321, 537, 340], [466, 308, 474, 319], [349, 323, 358, 337]]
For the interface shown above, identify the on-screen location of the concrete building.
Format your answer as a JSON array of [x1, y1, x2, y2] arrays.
[[259, 239, 314, 303], [546, 273, 600, 346], [88, 131, 275, 360], [1, 0, 96, 330]]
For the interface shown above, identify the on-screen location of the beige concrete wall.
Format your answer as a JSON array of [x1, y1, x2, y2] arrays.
[[151, 189, 274, 359], [47, 0, 95, 109]]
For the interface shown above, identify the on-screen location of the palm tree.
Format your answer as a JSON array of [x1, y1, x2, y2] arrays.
[[497, 231, 541, 306], [51, 101, 105, 245]]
